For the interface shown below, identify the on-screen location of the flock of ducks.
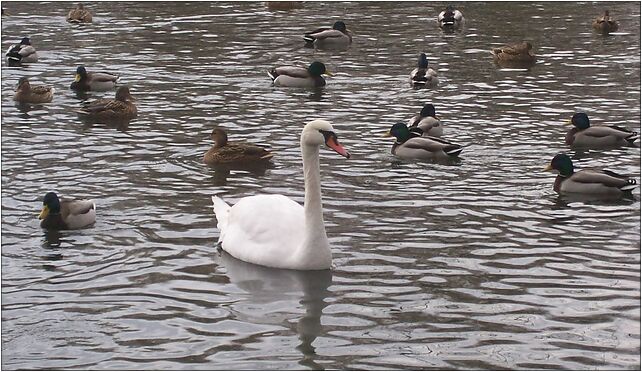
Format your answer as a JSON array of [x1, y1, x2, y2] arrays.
[[5, 3, 638, 270]]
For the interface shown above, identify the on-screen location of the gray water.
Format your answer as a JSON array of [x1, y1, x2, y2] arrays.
[[2, 1, 640, 370]]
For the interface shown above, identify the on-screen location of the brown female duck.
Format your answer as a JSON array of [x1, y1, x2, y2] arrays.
[[67, 3, 92, 23], [491, 41, 536, 67], [204, 128, 273, 165], [76, 86, 137, 121], [593, 10, 619, 34], [14, 77, 54, 104]]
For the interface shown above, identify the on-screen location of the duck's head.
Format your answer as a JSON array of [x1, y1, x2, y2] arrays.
[[332, 21, 347, 32], [115, 86, 135, 102], [16, 77, 30, 90], [385, 123, 412, 142], [77, 3, 85, 9], [570, 112, 590, 130], [210, 128, 229, 147], [524, 41, 533, 50], [417, 53, 428, 69], [20, 37, 31, 45], [420, 104, 436, 118], [446, 4, 455, 12], [604, 10, 610, 17], [39, 192, 61, 220], [544, 154, 574, 177], [307, 61, 331, 77], [74, 65, 88, 82], [302, 120, 350, 158]]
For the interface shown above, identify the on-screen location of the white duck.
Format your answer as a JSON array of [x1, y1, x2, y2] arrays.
[[212, 120, 350, 270]]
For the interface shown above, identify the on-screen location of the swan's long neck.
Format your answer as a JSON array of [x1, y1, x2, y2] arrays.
[[297, 143, 331, 268]]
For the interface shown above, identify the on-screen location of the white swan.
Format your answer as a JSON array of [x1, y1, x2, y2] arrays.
[[212, 119, 350, 270]]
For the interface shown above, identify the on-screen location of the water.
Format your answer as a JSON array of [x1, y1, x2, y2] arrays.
[[2, 1, 640, 370]]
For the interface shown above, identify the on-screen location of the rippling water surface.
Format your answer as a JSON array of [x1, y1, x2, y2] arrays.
[[2, 1, 640, 370]]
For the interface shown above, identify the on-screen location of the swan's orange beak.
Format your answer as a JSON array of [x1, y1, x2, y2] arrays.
[[326, 136, 350, 159]]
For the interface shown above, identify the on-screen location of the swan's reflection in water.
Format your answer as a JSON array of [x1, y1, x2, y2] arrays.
[[217, 251, 332, 370]]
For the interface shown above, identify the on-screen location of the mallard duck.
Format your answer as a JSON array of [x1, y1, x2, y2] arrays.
[[39, 192, 96, 230], [545, 154, 638, 197], [566, 112, 639, 149], [303, 21, 352, 49], [385, 123, 462, 159], [408, 103, 443, 137], [204, 128, 273, 165], [593, 10, 619, 34], [67, 3, 92, 23], [76, 86, 137, 121], [70, 65, 119, 91], [5, 37, 38, 66], [410, 53, 438, 87], [438, 5, 464, 31], [491, 41, 536, 67], [268, 61, 331, 88], [14, 77, 54, 104]]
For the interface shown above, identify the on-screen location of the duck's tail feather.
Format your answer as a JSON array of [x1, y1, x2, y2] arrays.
[[444, 145, 463, 157], [267, 69, 278, 82]]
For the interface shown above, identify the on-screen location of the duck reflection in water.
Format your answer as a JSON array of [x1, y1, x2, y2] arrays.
[[217, 251, 332, 369]]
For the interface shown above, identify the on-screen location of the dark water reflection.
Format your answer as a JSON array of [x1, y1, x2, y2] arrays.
[[2, 1, 640, 370]]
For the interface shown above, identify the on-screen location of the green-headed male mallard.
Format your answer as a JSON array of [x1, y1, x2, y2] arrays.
[[76, 86, 137, 121], [303, 21, 352, 49], [5, 37, 38, 66], [14, 77, 54, 104], [545, 154, 638, 197], [491, 41, 536, 67], [408, 103, 443, 137], [39, 192, 96, 230], [385, 123, 462, 160], [204, 128, 273, 165], [410, 53, 438, 87], [566, 112, 639, 149], [70, 65, 119, 91], [438, 5, 465, 32], [593, 10, 619, 34], [268, 61, 331, 88], [67, 3, 92, 23]]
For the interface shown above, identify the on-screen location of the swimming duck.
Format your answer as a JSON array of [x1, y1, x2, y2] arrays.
[[566, 112, 639, 149], [491, 41, 536, 67], [5, 37, 38, 66], [593, 10, 619, 34], [438, 5, 464, 31], [204, 128, 274, 165], [268, 61, 331, 88], [70, 65, 119, 91], [385, 123, 462, 159], [76, 86, 137, 121], [14, 77, 54, 104], [39, 192, 96, 230], [408, 104, 443, 137], [545, 154, 638, 197], [303, 21, 352, 49], [410, 53, 438, 87], [212, 119, 350, 270], [67, 3, 92, 23]]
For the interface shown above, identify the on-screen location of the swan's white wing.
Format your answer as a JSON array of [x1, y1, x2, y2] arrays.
[[214, 194, 306, 269]]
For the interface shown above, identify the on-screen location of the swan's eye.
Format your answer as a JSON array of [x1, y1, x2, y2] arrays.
[[318, 130, 336, 142]]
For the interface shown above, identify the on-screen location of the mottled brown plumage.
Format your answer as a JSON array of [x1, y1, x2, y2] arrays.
[[204, 128, 273, 165], [67, 3, 92, 23], [77, 86, 137, 121], [592, 10, 619, 34], [14, 77, 54, 104], [491, 41, 536, 67]]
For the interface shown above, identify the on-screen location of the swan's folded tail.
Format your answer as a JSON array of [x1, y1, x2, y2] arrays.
[[212, 195, 231, 242]]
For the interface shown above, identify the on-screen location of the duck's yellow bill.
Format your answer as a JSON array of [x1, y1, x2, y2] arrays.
[[74, 74, 81, 82], [324, 70, 334, 76], [383, 132, 392, 138], [567, 119, 573, 125], [543, 164, 553, 171], [38, 206, 49, 220]]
